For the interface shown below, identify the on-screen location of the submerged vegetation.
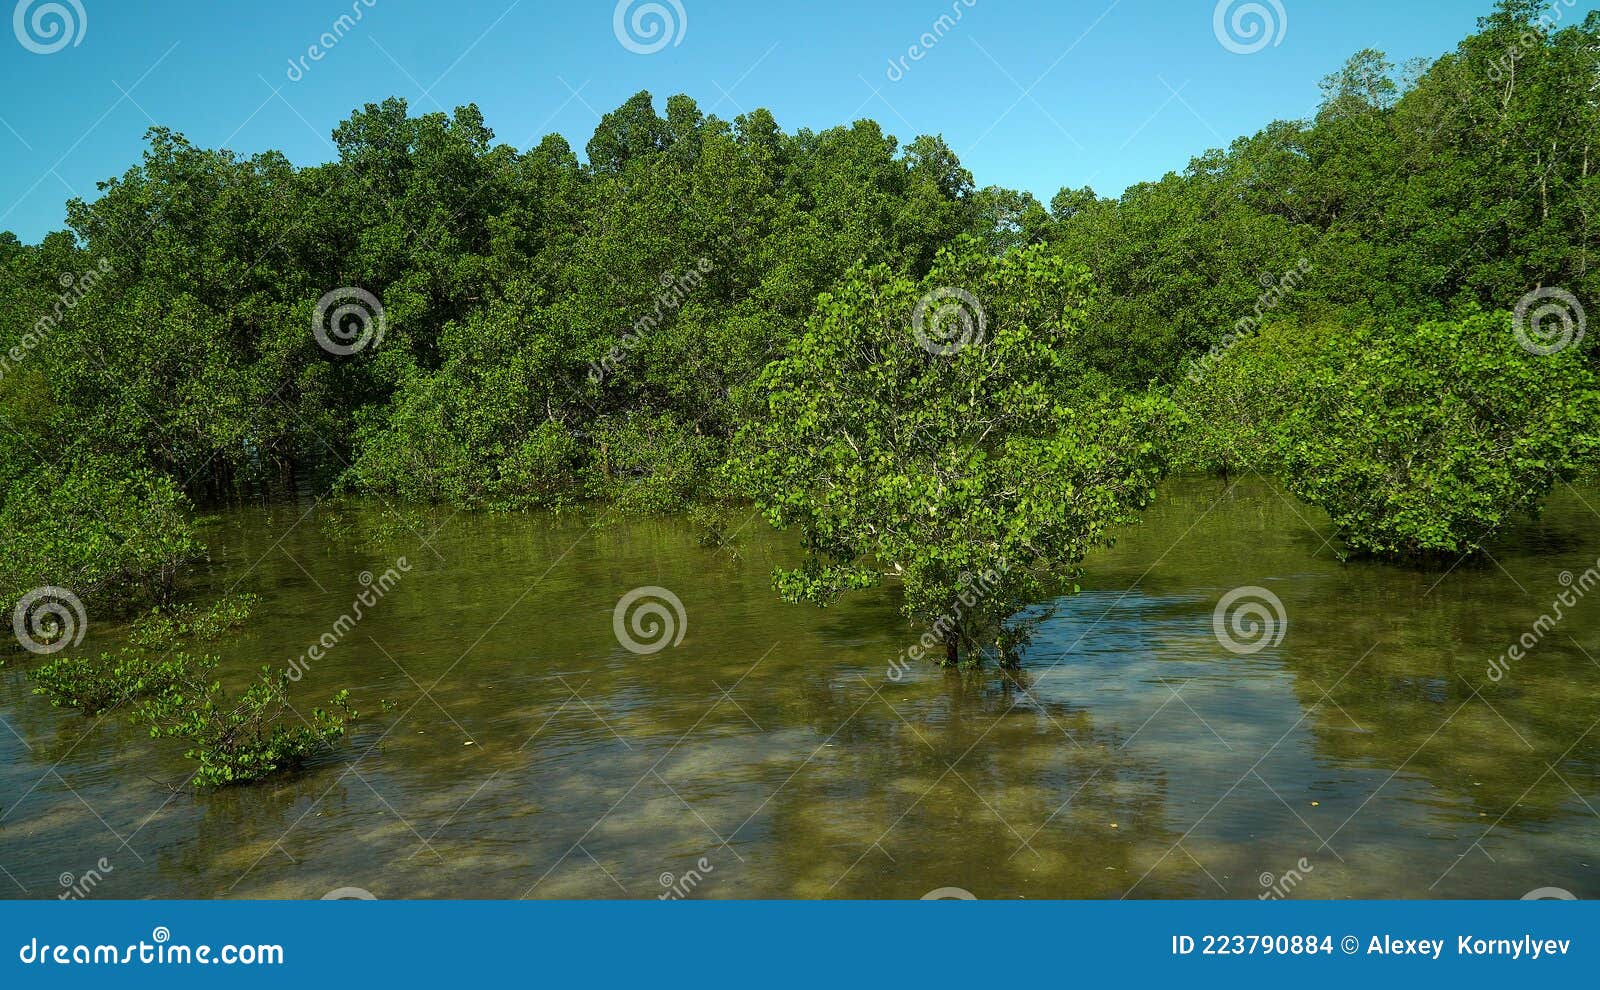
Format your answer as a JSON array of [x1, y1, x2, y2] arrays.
[[30, 595, 365, 787], [132, 666, 360, 789], [0, 0, 1597, 717]]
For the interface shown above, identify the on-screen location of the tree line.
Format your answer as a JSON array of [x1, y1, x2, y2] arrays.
[[2, 0, 1597, 681]]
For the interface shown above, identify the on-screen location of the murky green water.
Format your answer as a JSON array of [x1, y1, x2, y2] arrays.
[[3, 477, 1598, 900]]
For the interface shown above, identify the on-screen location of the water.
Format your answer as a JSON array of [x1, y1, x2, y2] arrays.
[[2, 477, 1598, 900]]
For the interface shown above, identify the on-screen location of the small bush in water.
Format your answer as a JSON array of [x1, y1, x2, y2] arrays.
[[32, 649, 205, 716], [135, 665, 358, 788], [30, 595, 259, 714]]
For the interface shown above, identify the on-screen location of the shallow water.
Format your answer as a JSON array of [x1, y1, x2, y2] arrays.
[[2, 476, 1598, 900]]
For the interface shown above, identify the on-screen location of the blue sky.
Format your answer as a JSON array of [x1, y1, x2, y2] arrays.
[[0, 0, 1591, 243]]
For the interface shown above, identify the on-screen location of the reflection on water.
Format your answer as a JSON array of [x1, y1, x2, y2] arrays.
[[2, 477, 1597, 899]]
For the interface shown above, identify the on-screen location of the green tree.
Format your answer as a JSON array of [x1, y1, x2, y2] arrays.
[[733, 242, 1171, 666], [0, 457, 202, 614], [1170, 318, 1333, 479], [1277, 311, 1600, 559]]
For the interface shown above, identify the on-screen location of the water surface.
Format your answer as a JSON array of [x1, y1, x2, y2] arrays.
[[2, 477, 1598, 900]]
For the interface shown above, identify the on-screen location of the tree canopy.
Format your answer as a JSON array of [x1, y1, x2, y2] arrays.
[[2, 0, 1598, 668]]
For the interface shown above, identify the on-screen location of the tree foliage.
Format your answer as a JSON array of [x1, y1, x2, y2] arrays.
[[0, 0, 1596, 675], [1277, 312, 1600, 558], [733, 243, 1171, 663], [0, 457, 201, 614]]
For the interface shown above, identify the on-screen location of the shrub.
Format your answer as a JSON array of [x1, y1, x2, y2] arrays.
[[493, 419, 584, 509], [127, 594, 259, 650], [135, 665, 358, 788], [30, 595, 258, 714], [0, 457, 202, 614], [1276, 311, 1600, 559], [32, 593, 364, 789], [1170, 318, 1334, 477], [344, 304, 588, 508], [587, 413, 721, 514], [32, 648, 202, 715]]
